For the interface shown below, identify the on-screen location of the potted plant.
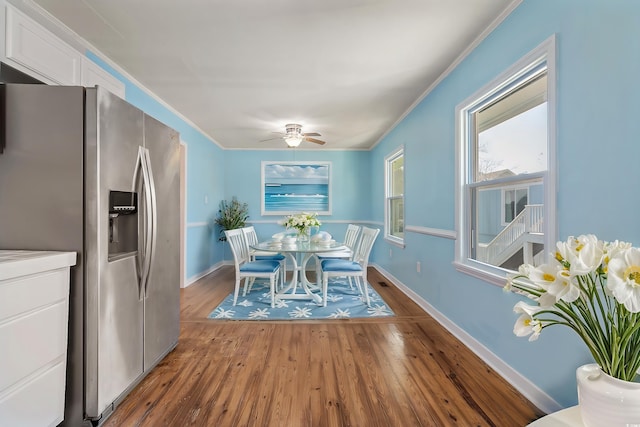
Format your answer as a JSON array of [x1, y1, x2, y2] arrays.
[[214, 197, 249, 241], [506, 234, 640, 426]]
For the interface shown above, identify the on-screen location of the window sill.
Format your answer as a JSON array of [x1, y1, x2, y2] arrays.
[[384, 236, 405, 248], [452, 260, 508, 287]]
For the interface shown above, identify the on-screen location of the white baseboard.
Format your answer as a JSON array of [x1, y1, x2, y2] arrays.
[[371, 263, 562, 415], [185, 261, 230, 286]]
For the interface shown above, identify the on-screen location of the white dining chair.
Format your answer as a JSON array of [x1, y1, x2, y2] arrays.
[[225, 228, 281, 307], [315, 224, 361, 288], [318, 224, 361, 259], [320, 226, 380, 307], [242, 226, 286, 291]]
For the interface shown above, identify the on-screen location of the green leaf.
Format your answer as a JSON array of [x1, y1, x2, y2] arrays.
[[214, 197, 249, 241]]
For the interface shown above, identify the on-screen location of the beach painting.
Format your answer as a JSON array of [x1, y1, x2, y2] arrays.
[[261, 161, 331, 215]]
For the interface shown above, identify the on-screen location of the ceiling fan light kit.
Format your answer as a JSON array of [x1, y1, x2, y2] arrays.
[[261, 123, 326, 147], [284, 123, 304, 147], [284, 134, 303, 147]]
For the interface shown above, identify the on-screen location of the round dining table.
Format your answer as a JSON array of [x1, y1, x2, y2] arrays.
[[251, 240, 345, 305]]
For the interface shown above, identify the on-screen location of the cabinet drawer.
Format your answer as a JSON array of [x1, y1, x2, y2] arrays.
[[0, 268, 69, 322], [0, 360, 66, 427], [0, 302, 68, 392]]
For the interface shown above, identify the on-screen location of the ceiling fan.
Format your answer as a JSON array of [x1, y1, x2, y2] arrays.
[[261, 123, 326, 147]]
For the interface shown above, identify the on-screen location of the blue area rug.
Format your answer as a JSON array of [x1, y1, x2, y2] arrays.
[[208, 278, 394, 320]]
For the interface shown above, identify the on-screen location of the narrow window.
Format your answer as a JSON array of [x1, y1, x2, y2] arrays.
[[385, 147, 404, 246], [455, 37, 556, 284]]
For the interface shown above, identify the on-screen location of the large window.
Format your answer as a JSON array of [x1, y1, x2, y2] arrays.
[[385, 147, 404, 246], [455, 36, 556, 285]]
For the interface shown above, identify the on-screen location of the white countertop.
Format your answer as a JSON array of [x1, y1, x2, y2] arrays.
[[0, 250, 77, 281], [527, 406, 582, 426]]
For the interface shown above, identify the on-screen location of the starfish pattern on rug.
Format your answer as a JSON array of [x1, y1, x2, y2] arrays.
[[208, 278, 394, 321]]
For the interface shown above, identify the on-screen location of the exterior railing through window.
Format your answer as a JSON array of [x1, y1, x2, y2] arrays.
[[477, 204, 544, 266]]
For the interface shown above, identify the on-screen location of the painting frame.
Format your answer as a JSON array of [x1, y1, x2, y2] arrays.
[[261, 161, 332, 216]]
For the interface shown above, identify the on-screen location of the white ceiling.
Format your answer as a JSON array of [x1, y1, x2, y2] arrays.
[[29, 0, 516, 150]]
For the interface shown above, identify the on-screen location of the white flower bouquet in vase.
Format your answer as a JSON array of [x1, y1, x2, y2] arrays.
[[506, 234, 640, 427], [279, 212, 321, 242]]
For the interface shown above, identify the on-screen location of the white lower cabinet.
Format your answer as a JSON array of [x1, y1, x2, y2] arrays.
[[0, 251, 77, 427]]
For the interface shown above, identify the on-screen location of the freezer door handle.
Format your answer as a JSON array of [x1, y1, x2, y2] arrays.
[[133, 146, 155, 299], [142, 147, 158, 297], [0, 85, 5, 154]]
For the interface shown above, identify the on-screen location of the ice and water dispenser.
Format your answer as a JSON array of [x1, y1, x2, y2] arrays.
[[108, 190, 138, 259]]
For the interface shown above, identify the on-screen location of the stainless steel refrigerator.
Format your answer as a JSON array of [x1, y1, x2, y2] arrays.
[[0, 82, 180, 425]]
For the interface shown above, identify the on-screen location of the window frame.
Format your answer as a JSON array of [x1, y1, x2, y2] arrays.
[[454, 35, 557, 286], [384, 146, 405, 247]]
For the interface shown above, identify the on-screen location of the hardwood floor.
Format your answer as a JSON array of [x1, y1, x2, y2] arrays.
[[103, 267, 544, 426]]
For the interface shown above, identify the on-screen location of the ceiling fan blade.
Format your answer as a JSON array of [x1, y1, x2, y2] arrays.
[[302, 132, 321, 137], [259, 136, 283, 142], [304, 137, 326, 145]]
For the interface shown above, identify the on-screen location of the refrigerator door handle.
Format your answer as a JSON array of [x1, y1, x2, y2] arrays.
[[142, 147, 158, 298], [0, 85, 5, 154], [132, 148, 143, 297], [133, 146, 153, 300]]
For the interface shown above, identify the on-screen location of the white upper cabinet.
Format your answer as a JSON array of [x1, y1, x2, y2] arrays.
[[81, 57, 126, 98], [4, 4, 125, 98], [5, 5, 81, 85]]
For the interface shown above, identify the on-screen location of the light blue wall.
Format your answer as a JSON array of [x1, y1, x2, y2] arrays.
[[371, 0, 640, 408], [86, 52, 226, 279], [221, 150, 372, 258]]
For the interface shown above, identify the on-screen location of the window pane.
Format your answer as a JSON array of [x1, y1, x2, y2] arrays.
[[385, 147, 404, 244], [515, 188, 528, 216], [391, 156, 404, 197], [505, 204, 514, 223], [389, 198, 404, 238], [502, 187, 529, 224], [504, 189, 515, 223], [475, 76, 548, 183], [476, 73, 547, 133], [474, 181, 543, 270]]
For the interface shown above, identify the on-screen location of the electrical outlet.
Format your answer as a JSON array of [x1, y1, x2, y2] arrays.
[[389, 249, 393, 258], [416, 261, 421, 273], [204, 195, 208, 204]]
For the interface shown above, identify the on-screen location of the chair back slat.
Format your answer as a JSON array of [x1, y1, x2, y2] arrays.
[[344, 224, 361, 251], [225, 228, 251, 267], [242, 226, 259, 247], [352, 227, 380, 267]]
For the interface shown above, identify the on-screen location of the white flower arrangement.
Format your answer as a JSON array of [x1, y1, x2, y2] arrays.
[[506, 234, 640, 381], [279, 212, 321, 234]]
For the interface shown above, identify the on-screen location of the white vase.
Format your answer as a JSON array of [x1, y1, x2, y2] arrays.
[[576, 363, 640, 427]]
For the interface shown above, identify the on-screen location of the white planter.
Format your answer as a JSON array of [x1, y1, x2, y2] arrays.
[[576, 363, 640, 427]]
